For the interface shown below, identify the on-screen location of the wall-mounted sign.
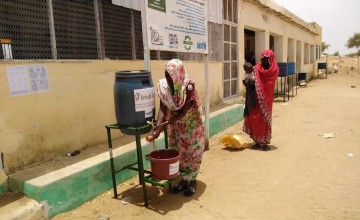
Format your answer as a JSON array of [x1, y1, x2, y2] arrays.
[[145, 0, 208, 54]]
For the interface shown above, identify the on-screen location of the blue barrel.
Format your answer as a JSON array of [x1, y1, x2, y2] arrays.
[[318, 62, 327, 69], [114, 70, 155, 135], [277, 62, 288, 77], [287, 62, 295, 75]]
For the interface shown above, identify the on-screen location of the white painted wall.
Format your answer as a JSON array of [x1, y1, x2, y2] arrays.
[[288, 38, 296, 62]]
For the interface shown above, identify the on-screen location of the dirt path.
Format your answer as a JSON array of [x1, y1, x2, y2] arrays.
[[54, 67, 360, 220]]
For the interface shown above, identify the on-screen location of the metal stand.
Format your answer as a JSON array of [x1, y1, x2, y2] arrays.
[[318, 68, 327, 79], [276, 75, 289, 102], [105, 123, 172, 207], [317, 62, 328, 79], [288, 73, 297, 97], [297, 72, 308, 87]]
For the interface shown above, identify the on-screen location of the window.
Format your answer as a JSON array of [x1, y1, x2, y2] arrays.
[[0, 1, 221, 61], [223, 0, 238, 99]]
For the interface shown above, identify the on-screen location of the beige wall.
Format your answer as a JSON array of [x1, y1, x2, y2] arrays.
[[0, 60, 222, 173], [239, 0, 321, 77], [0, 0, 322, 174]]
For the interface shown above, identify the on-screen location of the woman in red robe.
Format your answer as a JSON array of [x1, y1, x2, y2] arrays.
[[243, 49, 279, 151]]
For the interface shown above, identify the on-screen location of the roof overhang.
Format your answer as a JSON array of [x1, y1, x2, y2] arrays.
[[243, 0, 322, 35]]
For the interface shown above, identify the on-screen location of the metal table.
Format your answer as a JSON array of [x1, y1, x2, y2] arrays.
[[105, 123, 172, 207]]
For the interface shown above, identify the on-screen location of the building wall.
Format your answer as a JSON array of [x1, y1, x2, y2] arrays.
[[0, 0, 322, 176], [238, 0, 321, 77], [0, 60, 222, 174]]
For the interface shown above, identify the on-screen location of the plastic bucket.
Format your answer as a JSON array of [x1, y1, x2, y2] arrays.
[[114, 70, 155, 135], [147, 149, 180, 180]]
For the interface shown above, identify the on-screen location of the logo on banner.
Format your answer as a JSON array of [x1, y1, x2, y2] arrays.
[[150, 26, 164, 45], [168, 34, 178, 49], [197, 41, 207, 50], [183, 35, 193, 51]]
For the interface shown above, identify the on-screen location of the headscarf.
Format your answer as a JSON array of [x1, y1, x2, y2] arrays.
[[157, 59, 191, 111], [253, 49, 279, 126]]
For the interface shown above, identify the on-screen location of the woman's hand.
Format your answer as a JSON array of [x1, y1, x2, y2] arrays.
[[145, 134, 154, 142], [145, 127, 161, 142], [145, 130, 158, 142], [145, 120, 169, 142], [152, 128, 161, 139]]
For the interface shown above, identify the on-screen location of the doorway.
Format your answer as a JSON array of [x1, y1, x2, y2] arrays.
[[244, 29, 255, 66]]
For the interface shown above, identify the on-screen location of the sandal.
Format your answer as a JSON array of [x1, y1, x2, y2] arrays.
[[262, 145, 271, 151], [251, 144, 261, 149], [172, 180, 188, 194], [183, 180, 197, 197]]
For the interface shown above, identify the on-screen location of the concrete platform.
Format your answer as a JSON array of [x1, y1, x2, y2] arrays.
[[7, 104, 243, 218], [0, 194, 46, 220]]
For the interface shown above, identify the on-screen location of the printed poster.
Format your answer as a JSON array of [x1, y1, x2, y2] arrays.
[[6, 64, 50, 97], [145, 0, 208, 54]]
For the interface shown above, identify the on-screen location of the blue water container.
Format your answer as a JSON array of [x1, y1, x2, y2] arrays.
[[318, 62, 327, 69], [277, 62, 288, 77], [114, 70, 155, 135], [287, 62, 295, 75]]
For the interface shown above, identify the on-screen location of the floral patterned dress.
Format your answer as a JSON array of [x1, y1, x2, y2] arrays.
[[157, 59, 205, 181]]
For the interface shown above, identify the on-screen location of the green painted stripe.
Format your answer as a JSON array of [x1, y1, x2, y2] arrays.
[[209, 105, 244, 137], [0, 182, 8, 195]]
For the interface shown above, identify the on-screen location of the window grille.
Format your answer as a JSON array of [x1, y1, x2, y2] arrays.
[[53, 0, 98, 59], [0, 0, 51, 59]]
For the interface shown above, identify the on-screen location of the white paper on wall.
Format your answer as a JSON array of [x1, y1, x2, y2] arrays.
[[6, 64, 50, 97], [28, 65, 50, 93], [6, 65, 31, 97]]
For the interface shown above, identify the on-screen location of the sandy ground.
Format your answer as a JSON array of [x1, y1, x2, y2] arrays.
[[53, 57, 360, 220]]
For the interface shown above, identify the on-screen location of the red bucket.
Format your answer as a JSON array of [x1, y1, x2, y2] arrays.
[[147, 149, 180, 180]]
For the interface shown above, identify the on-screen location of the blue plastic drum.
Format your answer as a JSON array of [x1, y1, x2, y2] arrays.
[[277, 62, 288, 77], [114, 70, 155, 135], [287, 62, 295, 75]]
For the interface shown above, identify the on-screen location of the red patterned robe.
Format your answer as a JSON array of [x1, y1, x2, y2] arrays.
[[243, 49, 279, 145]]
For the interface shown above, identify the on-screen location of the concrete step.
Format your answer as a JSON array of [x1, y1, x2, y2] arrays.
[[0, 192, 46, 220]]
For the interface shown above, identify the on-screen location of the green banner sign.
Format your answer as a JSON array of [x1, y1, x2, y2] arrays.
[[148, 0, 166, 13]]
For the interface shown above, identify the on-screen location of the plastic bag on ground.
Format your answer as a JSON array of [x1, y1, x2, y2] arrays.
[[220, 134, 251, 149]]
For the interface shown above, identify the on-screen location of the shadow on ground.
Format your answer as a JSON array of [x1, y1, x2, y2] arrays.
[[116, 180, 207, 215]]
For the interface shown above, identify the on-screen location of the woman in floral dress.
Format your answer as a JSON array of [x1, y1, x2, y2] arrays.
[[149, 59, 205, 197]]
